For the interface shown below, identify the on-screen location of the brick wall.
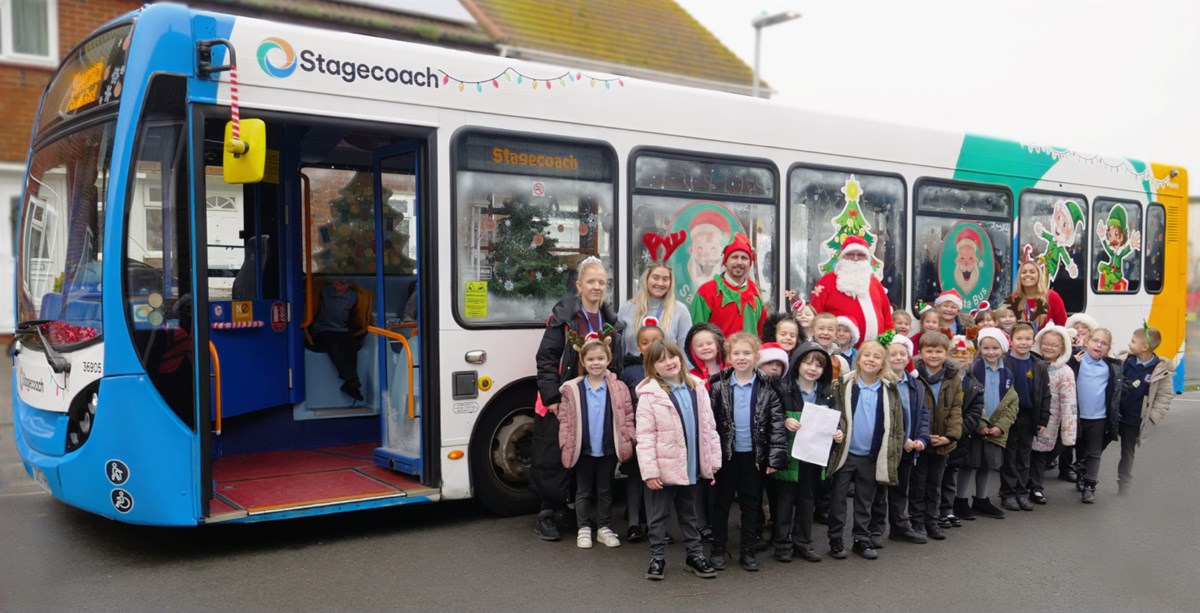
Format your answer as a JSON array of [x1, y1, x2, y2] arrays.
[[0, 0, 139, 163]]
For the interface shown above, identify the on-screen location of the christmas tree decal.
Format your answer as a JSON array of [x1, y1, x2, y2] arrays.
[[314, 171, 416, 274], [818, 174, 882, 275], [488, 199, 568, 298]]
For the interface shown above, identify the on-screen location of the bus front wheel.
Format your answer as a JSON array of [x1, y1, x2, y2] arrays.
[[470, 400, 538, 516]]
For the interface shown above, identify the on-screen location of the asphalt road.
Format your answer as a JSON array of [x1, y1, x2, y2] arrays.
[[2, 363, 1199, 612]]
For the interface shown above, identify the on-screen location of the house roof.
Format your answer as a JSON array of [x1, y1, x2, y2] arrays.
[[191, 0, 496, 51], [461, 0, 756, 91]]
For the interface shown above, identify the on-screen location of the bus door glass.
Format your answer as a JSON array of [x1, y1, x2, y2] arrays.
[[911, 179, 1014, 318], [202, 118, 290, 423], [371, 145, 422, 474]]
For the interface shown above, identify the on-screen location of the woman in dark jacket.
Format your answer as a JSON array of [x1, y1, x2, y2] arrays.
[[532, 257, 624, 541]]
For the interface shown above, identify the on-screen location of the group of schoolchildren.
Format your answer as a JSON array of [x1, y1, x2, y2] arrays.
[[553, 284, 1174, 581]]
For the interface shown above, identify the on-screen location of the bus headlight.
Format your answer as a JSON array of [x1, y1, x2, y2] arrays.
[[66, 386, 100, 453]]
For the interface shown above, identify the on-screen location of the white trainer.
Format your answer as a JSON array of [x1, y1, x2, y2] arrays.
[[577, 527, 593, 549], [596, 527, 621, 548]]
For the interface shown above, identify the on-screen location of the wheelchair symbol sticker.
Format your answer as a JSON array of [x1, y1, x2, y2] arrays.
[[111, 489, 134, 513], [105, 459, 130, 485]]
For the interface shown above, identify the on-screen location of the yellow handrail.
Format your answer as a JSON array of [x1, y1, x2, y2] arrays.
[[300, 173, 315, 329], [209, 341, 223, 435], [366, 326, 415, 420]]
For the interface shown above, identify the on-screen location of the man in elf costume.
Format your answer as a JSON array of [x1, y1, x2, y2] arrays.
[[1032, 199, 1084, 280], [689, 233, 767, 337], [1096, 204, 1141, 291], [810, 235, 894, 346]]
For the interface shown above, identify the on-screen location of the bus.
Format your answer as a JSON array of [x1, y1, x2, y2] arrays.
[[12, 4, 1187, 526]]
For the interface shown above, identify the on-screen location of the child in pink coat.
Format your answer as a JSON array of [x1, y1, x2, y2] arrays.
[[636, 339, 723, 581], [558, 339, 635, 549]]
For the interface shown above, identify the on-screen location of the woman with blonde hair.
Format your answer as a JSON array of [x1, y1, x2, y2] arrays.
[[619, 262, 692, 356], [1005, 260, 1066, 331]]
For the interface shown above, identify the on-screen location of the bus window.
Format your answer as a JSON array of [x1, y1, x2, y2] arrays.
[[304, 166, 417, 276], [788, 165, 905, 307], [453, 132, 615, 326], [1018, 191, 1088, 313], [912, 179, 1013, 313], [1091, 198, 1142, 294], [204, 169, 245, 299], [629, 152, 777, 308], [1145, 203, 1166, 294]]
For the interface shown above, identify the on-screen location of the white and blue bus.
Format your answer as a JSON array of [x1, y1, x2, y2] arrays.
[[12, 4, 1187, 525]]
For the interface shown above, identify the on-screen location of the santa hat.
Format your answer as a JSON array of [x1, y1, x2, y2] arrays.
[[956, 227, 983, 253], [935, 289, 963, 310], [722, 232, 755, 264], [835, 315, 861, 347], [690, 209, 731, 234], [840, 235, 871, 258], [790, 296, 807, 312], [758, 342, 789, 370], [892, 333, 915, 357], [1065, 312, 1099, 332], [948, 335, 976, 359], [976, 327, 1011, 353]]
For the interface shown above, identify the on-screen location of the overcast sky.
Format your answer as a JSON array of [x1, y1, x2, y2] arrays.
[[676, 0, 1199, 191]]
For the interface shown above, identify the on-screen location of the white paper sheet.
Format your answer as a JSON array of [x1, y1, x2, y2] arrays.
[[790, 404, 841, 467]]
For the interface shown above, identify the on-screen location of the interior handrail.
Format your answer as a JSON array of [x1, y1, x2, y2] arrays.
[[300, 173, 315, 329], [209, 341, 223, 435], [366, 326, 416, 421]]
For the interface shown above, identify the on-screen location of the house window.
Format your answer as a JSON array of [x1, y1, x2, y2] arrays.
[[1, 0, 58, 63]]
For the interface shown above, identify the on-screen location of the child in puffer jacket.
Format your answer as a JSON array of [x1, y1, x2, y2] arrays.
[[1029, 325, 1077, 504], [636, 339, 723, 581], [558, 339, 635, 550]]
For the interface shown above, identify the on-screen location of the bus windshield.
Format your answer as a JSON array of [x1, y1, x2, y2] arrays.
[[17, 120, 115, 349]]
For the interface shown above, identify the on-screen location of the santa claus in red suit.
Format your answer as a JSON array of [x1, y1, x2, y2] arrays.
[[810, 235, 894, 347]]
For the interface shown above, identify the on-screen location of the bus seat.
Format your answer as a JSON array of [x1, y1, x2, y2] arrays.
[[39, 292, 63, 320], [301, 339, 380, 415]]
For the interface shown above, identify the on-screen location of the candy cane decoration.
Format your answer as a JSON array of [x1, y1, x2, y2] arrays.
[[226, 63, 248, 156]]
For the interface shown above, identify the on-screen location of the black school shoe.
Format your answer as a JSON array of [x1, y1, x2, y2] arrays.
[[829, 543, 848, 559], [925, 522, 946, 540], [889, 528, 927, 544], [774, 547, 793, 563], [645, 558, 666, 581], [535, 515, 561, 541], [852, 540, 878, 560], [626, 525, 646, 543], [740, 550, 761, 572], [708, 549, 727, 571], [1017, 495, 1035, 511], [954, 497, 977, 520], [1030, 491, 1047, 505], [684, 554, 717, 578], [793, 545, 823, 562], [1001, 496, 1021, 512], [973, 497, 1007, 519]]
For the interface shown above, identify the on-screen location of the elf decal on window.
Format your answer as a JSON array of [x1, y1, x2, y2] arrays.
[[1096, 203, 1141, 292], [1031, 199, 1083, 281]]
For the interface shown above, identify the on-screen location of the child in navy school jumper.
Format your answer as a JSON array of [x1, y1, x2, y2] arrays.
[[909, 332, 964, 541], [770, 341, 839, 563], [1067, 328, 1124, 503], [827, 340, 904, 560], [1116, 325, 1174, 494], [998, 323, 1051, 512], [620, 325, 665, 542], [558, 339, 636, 549], [706, 333, 788, 571], [868, 333, 930, 546], [952, 329, 1018, 520]]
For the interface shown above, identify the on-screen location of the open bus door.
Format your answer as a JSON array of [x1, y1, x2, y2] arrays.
[[367, 144, 425, 477]]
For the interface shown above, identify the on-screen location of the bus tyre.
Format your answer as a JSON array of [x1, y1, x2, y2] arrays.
[[470, 400, 538, 516]]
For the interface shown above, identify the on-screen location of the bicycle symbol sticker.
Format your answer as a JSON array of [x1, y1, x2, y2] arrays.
[[111, 489, 134, 513], [105, 459, 130, 485]]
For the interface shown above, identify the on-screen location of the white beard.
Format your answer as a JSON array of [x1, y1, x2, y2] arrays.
[[835, 258, 873, 298]]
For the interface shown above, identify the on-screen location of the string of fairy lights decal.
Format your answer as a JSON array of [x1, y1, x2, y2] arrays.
[[1020, 143, 1172, 189], [439, 67, 625, 93]]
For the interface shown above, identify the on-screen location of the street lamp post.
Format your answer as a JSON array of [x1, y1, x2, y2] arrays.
[[752, 11, 800, 98]]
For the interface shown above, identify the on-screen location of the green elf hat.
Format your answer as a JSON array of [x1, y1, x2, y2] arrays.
[[1061, 200, 1084, 227], [1107, 204, 1129, 233]]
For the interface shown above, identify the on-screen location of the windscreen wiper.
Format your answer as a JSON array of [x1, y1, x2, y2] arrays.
[[14, 319, 72, 374]]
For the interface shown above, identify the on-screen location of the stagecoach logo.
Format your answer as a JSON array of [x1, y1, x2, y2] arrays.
[[17, 368, 44, 393], [255, 37, 439, 88], [257, 37, 298, 78]]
